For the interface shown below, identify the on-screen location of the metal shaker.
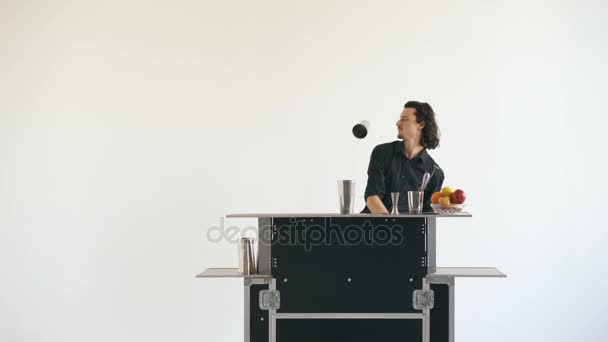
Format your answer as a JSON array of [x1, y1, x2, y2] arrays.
[[338, 179, 356, 214], [408, 191, 424, 214], [239, 237, 257, 275], [352, 120, 370, 139]]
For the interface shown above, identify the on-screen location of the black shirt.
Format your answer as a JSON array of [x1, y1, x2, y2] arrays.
[[361, 140, 445, 213]]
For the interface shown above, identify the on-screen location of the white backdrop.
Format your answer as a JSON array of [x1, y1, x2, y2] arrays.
[[1, 1, 607, 341]]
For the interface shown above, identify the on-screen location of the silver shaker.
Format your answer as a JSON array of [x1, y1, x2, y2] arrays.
[[338, 179, 356, 214], [352, 120, 370, 139], [238, 237, 257, 275]]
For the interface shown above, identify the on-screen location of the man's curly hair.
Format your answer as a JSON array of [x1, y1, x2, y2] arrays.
[[404, 101, 441, 149]]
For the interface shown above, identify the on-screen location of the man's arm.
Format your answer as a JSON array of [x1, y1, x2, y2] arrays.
[[363, 145, 390, 213], [366, 195, 389, 214]]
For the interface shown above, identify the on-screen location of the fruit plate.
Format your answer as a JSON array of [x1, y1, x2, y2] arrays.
[[431, 203, 465, 214]]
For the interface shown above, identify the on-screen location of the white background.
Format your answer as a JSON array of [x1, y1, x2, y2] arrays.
[[1, 0, 607, 341]]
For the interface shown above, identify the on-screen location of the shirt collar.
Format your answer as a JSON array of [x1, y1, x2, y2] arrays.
[[394, 140, 432, 167]]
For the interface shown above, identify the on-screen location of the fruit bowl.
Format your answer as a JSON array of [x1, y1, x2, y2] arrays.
[[431, 203, 465, 214]]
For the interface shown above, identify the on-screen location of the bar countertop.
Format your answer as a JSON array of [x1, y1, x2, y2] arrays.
[[225, 212, 471, 218]]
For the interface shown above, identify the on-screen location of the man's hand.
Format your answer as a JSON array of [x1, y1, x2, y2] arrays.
[[366, 195, 390, 214]]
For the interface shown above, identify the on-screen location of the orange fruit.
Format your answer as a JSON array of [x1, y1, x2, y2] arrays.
[[431, 192, 443, 204]]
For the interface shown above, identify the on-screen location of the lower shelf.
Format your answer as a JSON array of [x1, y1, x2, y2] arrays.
[[429, 267, 506, 279], [196, 268, 271, 279]]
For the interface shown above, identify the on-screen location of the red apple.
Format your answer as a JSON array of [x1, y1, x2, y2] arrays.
[[450, 189, 466, 204]]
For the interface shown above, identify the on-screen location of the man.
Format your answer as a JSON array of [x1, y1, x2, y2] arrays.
[[361, 101, 444, 214]]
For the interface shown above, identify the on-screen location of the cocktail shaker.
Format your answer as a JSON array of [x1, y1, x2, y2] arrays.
[[239, 237, 257, 275], [352, 120, 370, 139], [408, 191, 424, 214], [338, 180, 356, 214]]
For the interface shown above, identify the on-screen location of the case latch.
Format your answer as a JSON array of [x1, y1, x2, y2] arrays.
[[412, 289, 435, 310], [259, 290, 281, 311]]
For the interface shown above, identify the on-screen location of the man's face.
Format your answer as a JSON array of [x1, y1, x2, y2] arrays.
[[396, 107, 424, 140]]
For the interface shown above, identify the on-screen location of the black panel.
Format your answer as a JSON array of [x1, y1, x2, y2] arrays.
[[249, 284, 269, 342], [277, 319, 422, 342], [272, 217, 427, 313], [430, 284, 449, 342]]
